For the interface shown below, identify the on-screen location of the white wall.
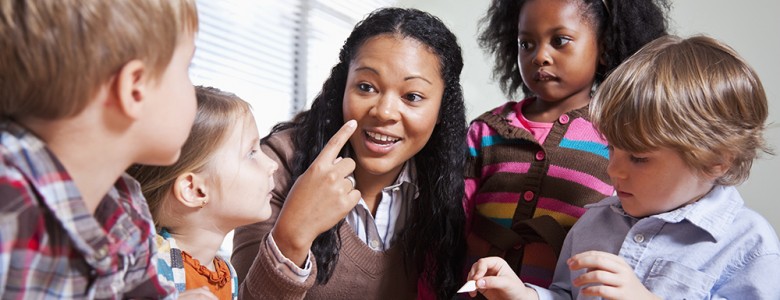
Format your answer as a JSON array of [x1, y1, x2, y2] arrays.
[[399, 0, 780, 233]]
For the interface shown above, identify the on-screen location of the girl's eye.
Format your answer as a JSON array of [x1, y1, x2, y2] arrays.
[[402, 93, 423, 102], [518, 39, 532, 50], [248, 148, 259, 159], [358, 83, 376, 93], [552, 36, 572, 47]]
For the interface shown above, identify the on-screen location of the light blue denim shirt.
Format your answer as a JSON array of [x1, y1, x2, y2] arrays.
[[531, 185, 780, 299]]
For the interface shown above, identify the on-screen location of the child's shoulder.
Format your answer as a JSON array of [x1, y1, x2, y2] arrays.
[[724, 199, 780, 254], [467, 100, 523, 131]]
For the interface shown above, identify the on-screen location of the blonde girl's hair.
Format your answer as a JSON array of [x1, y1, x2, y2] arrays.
[[0, 0, 198, 119], [128, 86, 251, 227], [590, 35, 771, 185]]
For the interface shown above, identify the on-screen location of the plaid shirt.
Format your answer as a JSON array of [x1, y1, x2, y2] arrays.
[[0, 120, 175, 299]]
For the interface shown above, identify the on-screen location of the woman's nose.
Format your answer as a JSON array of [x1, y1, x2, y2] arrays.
[[370, 94, 400, 122]]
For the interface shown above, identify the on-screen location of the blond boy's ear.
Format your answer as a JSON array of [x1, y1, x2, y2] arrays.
[[173, 173, 210, 209], [710, 163, 731, 179], [114, 59, 148, 120]]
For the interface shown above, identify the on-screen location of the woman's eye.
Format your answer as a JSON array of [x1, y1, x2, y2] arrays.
[[552, 36, 572, 47], [629, 155, 649, 163], [403, 93, 423, 102], [358, 83, 375, 93]]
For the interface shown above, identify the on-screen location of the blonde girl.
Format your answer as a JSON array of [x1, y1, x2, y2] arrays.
[[129, 86, 277, 299]]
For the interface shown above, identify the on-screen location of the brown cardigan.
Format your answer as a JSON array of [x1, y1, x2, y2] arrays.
[[231, 129, 418, 300]]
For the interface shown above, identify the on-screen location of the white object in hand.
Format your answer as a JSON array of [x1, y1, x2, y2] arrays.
[[457, 280, 477, 293]]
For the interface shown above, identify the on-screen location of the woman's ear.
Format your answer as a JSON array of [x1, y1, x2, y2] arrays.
[[113, 59, 148, 120], [598, 42, 607, 66], [173, 172, 210, 208]]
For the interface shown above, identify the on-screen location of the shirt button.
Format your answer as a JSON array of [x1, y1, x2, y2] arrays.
[[369, 239, 381, 250], [535, 151, 545, 161], [523, 191, 535, 201], [558, 114, 570, 124], [96, 247, 108, 257], [633, 234, 645, 243]]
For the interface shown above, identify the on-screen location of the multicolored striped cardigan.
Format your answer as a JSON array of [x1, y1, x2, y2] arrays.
[[464, 99, 613, 288], [155, 228, 238, 299]]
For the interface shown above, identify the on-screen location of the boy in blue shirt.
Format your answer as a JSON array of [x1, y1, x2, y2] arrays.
[[467, 35, 780, 300]]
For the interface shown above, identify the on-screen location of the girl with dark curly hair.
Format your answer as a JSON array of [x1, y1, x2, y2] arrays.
[[232, 7, 467, 299], [465, 0, 669, 289]]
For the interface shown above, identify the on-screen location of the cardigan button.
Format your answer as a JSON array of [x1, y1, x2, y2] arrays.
[[535, 151, 545, 161], [523, 191, 535, 201], [558, 114, 570, 124]]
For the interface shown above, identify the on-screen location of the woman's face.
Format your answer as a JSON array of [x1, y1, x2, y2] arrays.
[[342, 34, 444, 178]]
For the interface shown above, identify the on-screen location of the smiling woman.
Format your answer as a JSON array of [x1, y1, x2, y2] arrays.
[[343, 35, 444, 195], [231, 7, 468, 299]]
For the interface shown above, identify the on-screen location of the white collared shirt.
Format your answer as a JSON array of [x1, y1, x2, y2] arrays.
[[345, 159, 418, 251]]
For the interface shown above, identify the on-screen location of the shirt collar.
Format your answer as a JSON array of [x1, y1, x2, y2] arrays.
[[347, 159, 419, 198], [381, 158, 418, 198], [598, 185, 742, 242]]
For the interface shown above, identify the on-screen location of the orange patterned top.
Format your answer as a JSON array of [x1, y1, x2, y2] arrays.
[[182, 251, 232, 299]]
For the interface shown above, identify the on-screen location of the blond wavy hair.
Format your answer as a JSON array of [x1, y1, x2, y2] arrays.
[[590, 35, 771, 185], [0, 0, 198, 119]]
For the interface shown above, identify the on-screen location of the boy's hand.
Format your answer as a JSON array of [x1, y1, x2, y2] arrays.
[[467, 257, 538, 300], [568, 251, 660, 300], [272, 120, 361, 266]]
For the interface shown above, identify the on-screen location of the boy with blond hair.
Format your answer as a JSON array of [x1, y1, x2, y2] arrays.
[[0, 0, 199, 298], [467, 35, 780, 299]]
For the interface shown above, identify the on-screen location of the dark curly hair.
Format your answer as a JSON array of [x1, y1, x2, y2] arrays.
[[267, 7, 467, 299], [478, 0, 670, 99]]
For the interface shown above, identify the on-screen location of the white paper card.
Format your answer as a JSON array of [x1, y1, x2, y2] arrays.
[[457, 280, 477, 293]]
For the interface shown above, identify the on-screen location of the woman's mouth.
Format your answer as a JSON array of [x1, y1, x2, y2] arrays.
[[365, 130, 400, 145], [362, 130, 401, 154]]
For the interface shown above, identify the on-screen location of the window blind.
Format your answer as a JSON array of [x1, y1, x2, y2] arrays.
[[190, 0, 395, 134], [188, 0, 395, 258]]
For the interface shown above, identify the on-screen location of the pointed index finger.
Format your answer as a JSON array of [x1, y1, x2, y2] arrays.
[[314, 120, 357, 163]]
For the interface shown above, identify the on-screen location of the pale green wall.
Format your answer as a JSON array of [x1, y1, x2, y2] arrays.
[[398, 0, 780, 233]]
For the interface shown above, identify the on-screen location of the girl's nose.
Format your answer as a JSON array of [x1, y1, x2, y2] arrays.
[[260, 153, 278, 175], [532, 45, 552, 66]]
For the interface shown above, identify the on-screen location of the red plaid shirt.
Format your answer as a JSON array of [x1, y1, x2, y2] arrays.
[[0, 120, 175, 299]]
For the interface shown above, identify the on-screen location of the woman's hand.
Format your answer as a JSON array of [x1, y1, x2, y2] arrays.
[[569, 251, 660, 300], [467, 257, 538, 300], [272, 120, 361, 266]]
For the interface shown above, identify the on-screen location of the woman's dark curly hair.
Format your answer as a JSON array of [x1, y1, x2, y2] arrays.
[[478, 0, 670, 99], [267, 7, 467, 299]]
